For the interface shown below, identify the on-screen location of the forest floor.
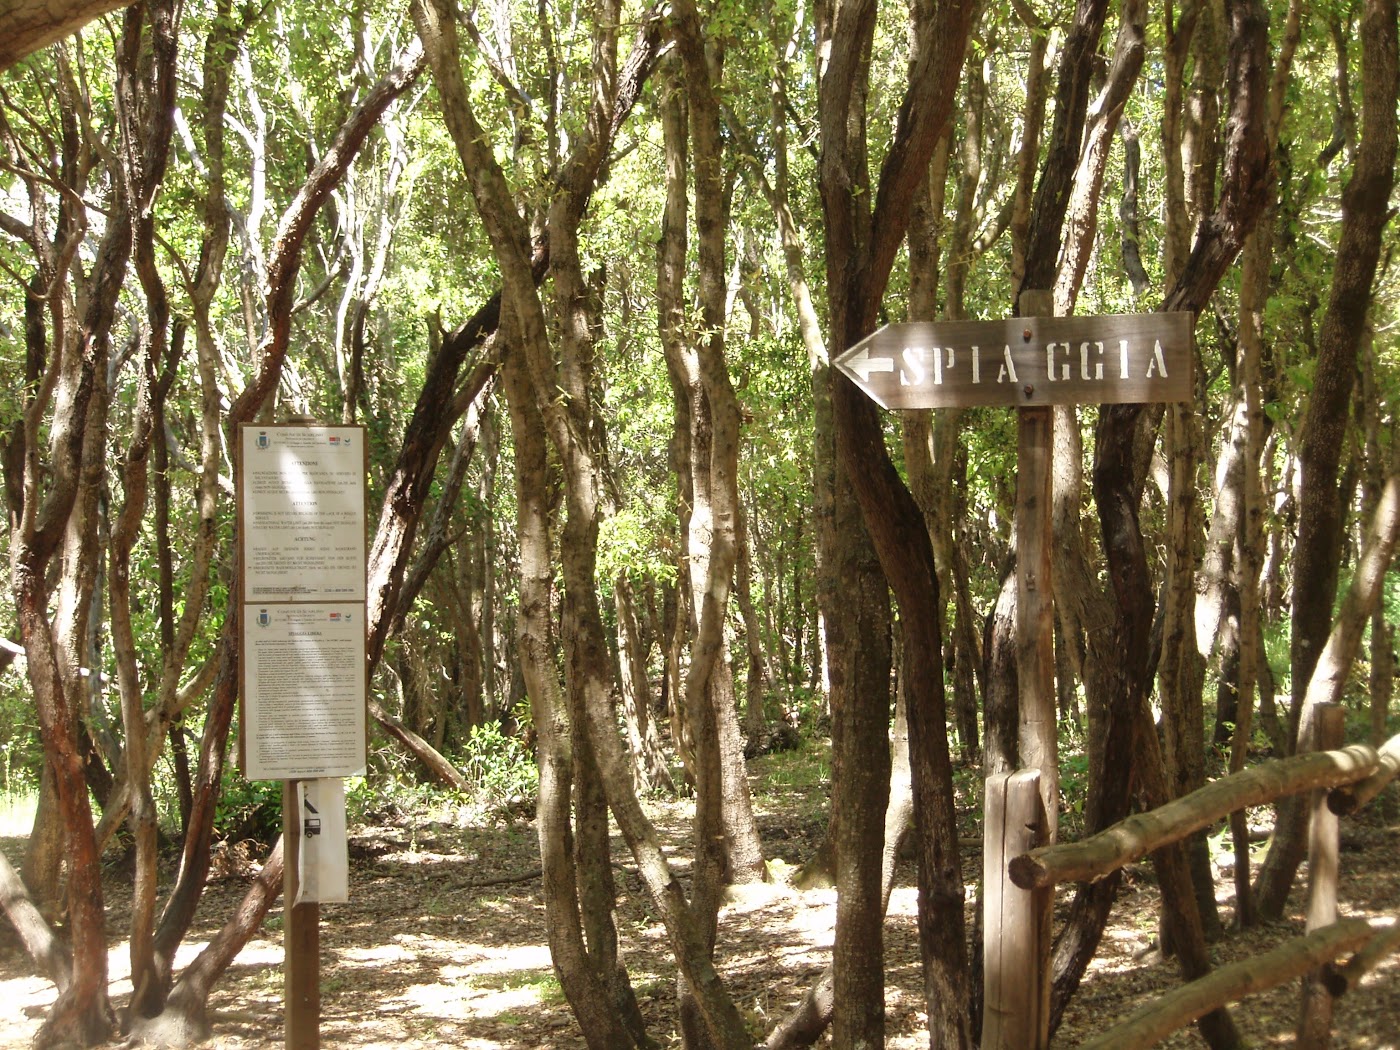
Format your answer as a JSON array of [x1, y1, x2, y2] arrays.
[[1, 749, 1398, 1050]]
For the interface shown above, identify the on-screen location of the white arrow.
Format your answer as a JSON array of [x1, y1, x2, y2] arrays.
[[844, 346, 895, 384]]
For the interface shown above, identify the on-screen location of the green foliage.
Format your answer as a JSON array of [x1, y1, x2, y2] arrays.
[[753, 743, 825, 793], [0, 728, 37, 836], [458, 720, 538, 812], [0, 682, 40, 789], [344, 720, 539, 829], [345, 770, 444, 826], [213, 771, 283, 844]]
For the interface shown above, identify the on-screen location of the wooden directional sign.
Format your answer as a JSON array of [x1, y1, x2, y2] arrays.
[[833, 311, 1193, 410]]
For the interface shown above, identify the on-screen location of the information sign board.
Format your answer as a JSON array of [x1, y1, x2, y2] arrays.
[[243, 603, 367, 780], [241, 426, 367, 602], [238, 424, 367, 781]]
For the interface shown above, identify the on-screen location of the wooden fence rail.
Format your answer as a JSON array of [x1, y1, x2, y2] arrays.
[[1009, 736, 1398, 891], [1074, 918, 1395, 1050], [1328, 733, 1400, 815]]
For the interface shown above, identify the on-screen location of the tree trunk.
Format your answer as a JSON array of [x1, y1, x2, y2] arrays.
[[735, 501, 776, 748], [825, 464, 893, 1048], [759, 682, 914, 1050], [669, 0, 766, 893], [1258, 0, 1398, 918], [130, 839, 285, 1048], [1363, 350, 1396, 751], [983, 561, 1021, 780], [416, 4, 684, 1044], [0, 0, 136, 72], [616, 573, 675, 793], [902, 112, 980, 766], [817, 2, 977, 1044], [1093, 404, 1242, 1050], [500, 339, 639, 1049], [22, 764, 65, 922], [1159, 398, 1221, 943], [1052, 0, 1147, 315], [1051, 4, 1272, 1034], [6, 13, 155, 1043], [0, 848, 71, 993], [18, 579, 115, 1049], [904, 410, 982, 765]]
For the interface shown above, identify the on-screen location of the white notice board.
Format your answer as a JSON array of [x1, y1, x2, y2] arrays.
[[240, 426, 367, 602], [238, 424, 367, 780], [243, 604, 367, 779]]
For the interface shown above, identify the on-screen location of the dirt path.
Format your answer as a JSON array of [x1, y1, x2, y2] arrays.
[[2, 791, 1397, 1048]]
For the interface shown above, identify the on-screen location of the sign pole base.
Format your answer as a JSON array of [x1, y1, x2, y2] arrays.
[[284, 779, 320, 1049]]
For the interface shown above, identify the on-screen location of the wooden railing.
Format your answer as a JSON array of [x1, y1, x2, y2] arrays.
[[982, 704, 1400, 1050]]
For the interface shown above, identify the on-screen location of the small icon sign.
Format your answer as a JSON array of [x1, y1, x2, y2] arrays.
[[303, 795, 321, 836]]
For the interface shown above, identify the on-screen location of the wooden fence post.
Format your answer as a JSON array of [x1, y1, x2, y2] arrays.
[[1297, 701, 1346, 1049], [983, 768, 1050, 1050]]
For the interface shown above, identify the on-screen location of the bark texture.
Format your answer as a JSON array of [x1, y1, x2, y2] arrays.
[[0, 0, 136, 73]]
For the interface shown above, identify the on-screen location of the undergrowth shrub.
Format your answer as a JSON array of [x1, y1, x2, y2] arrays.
[[459, 720, 538, 812], [214, 768, 282, 843]]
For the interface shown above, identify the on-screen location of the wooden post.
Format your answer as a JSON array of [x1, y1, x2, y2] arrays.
[[284, 779, 320, 1049], [1015, 288, 1058, 842], [983, 769, 1049, 1050], [1296, 702, 1345, 1049], [1015, 288, 1056, 1046]]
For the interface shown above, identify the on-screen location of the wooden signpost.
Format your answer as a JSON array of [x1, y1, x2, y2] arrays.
[[237, 423, 369, 1050], [836, 303, 1193, 1050]]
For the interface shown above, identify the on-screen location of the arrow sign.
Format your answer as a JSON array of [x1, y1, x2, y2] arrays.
[[832, 311, 1193, 410], [844, 346, 896, 383]]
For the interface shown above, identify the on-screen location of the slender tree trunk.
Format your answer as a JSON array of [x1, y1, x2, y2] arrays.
[[760, 682, 914, 1050], [817, 2, 977, 1044], [1151, 1, 1222, 920], [416, 4, 688, 1043], [1204, 0, 1303, 929], [1257, 0, 1398, 919], [616, 573, 675, 792], [501, 339, 640, 1050], [1052, 0, 1147, 315], [1363, 347, 1396, 751], [735, 502, 776, 748], [1050, 1, 1272, 1035], [130, 839, 285, 1047], [670, 0, 766, 894], [905, 411, 981, 765], [5, 13, 160, 1042], [652, 50, 740, 1050]]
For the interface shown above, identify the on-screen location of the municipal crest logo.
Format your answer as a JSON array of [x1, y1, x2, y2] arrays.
[[256, 432, 270, 450], [257, 609, 270, 627]]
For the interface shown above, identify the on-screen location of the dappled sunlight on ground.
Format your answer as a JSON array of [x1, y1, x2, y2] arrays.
[[1, 797, 1397, 1047]]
